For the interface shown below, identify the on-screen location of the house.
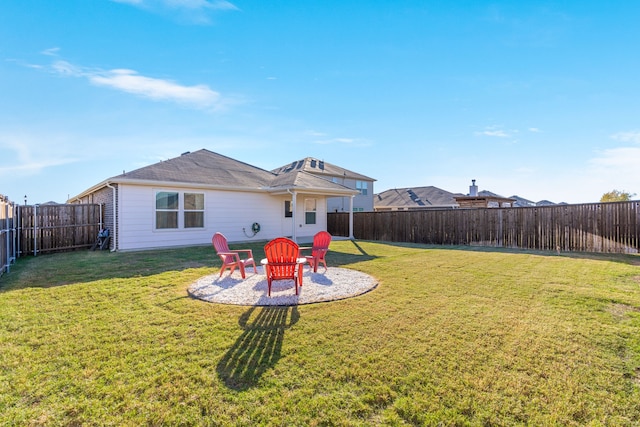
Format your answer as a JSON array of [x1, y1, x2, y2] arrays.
[[454, 181, 516, 208], [374, 186, 459, 211], [69, 149, 363, 251], [375, 179, 559, 211], [272, 158, 376, 212]]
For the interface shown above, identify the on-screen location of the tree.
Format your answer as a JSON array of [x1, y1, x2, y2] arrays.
[[600, 189, 636, 202]]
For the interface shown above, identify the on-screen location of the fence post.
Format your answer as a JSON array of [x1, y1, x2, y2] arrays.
[[4, 200, 9, 273], [33, 204, 38, 256], [0, 196, 17, 276]]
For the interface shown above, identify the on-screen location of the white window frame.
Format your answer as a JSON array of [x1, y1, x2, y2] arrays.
[[184, 192, 205, 229], [304, 198, 317, 225], [154, 190, 205, 230], [155, 191, 179, 230]]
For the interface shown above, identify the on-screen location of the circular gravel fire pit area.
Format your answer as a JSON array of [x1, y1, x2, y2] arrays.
[[188, 266, 377, 306]]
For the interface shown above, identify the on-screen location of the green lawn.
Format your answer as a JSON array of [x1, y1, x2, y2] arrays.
[[1, 241, 640, 426]]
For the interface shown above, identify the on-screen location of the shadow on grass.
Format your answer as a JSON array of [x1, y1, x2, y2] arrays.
[[3, 239, 636, 292], [324, 239, 378, 268], [0, 240, 381, 292], [0, 245, 257, 291], [217, 306, 299, 391]]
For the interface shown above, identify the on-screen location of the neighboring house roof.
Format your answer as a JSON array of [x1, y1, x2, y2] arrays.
[[70, 149, 359, 200], [373, 184, 560, 211], [477, 190, 504, 198], [272, 157, 376, 182], [509, 195, 536, 207], [375, 186, 459, 210]]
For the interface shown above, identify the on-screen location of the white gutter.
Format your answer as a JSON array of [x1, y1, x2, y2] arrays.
[[106, 182, 117, 252]]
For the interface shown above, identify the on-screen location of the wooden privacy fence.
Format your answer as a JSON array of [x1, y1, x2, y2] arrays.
[[328, 201, 640, 254], [0, 195, 17, 277], [18, 204, 103, 256]]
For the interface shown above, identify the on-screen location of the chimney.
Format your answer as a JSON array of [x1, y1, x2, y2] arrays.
[[469, 179, 478, 196]]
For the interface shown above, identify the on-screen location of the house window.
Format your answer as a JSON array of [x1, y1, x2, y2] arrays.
[[356, 180, 368, 196], [304, 198, 316, 225], [353, 207, 364, 212], [155, 191, 205, 230], [156, 191, 179, 229], [284, 200, 292, 218], [184, 193, 204, 228]]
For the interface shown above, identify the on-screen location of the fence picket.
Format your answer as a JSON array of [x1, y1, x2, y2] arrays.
[[17, 204, 102, 256], [328, 201, 640, 254]]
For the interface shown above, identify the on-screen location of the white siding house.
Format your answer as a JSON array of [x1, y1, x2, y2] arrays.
[[70, 149, 360, 251]]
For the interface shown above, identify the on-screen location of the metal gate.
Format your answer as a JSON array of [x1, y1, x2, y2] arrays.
[[0, 195, 17, 277]]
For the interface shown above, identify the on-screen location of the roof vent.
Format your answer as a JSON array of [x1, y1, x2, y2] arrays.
[[181, 151, 190, 156]]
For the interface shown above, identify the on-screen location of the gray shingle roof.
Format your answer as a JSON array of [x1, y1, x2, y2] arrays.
[[105, 149, 356, 195], [375, 186, 459, 209], [268, 170, 355, 193], [113, 149, 275, 188], [272, 157, 375, 182]]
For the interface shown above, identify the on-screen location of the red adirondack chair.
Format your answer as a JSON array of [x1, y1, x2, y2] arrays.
[[212, 232, 256, 279], [263, 237, 304, 296], [301, 231, 332, 272]]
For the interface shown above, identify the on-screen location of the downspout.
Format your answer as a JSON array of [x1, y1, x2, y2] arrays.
[[106, 182, 117, 252], [286, 189, 297, 242]]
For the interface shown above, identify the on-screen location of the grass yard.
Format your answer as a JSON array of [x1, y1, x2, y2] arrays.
[[1, 240, 640, 426]]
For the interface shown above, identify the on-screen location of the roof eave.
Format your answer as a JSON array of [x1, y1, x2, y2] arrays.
[[265, 186, 359, 196], [69, 177, 270, 201]]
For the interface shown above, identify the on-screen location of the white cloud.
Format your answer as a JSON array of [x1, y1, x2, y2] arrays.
[[591, 147, 640, 168], [111, 0, 144, 4], [528, 127, 541, 133], [0, 133, 79, 177], [89, 69, 220, 107], [305, 130, 327, 137], [112, 0, 232, 7], [111, 0, 238, 23], [313, 137, 371, 147], [52, 60, 83, 77], [475, 125, 518, 138], [611, 131, 640, 144], [50, 60, 223, 109], [165, 0, 238, 10], [41, 47, 61, 56], [481, 130, 510, 137], [585, 147, 640, 198]]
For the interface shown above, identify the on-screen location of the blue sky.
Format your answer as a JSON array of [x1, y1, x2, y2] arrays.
[[1, 0, 639, 205]]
